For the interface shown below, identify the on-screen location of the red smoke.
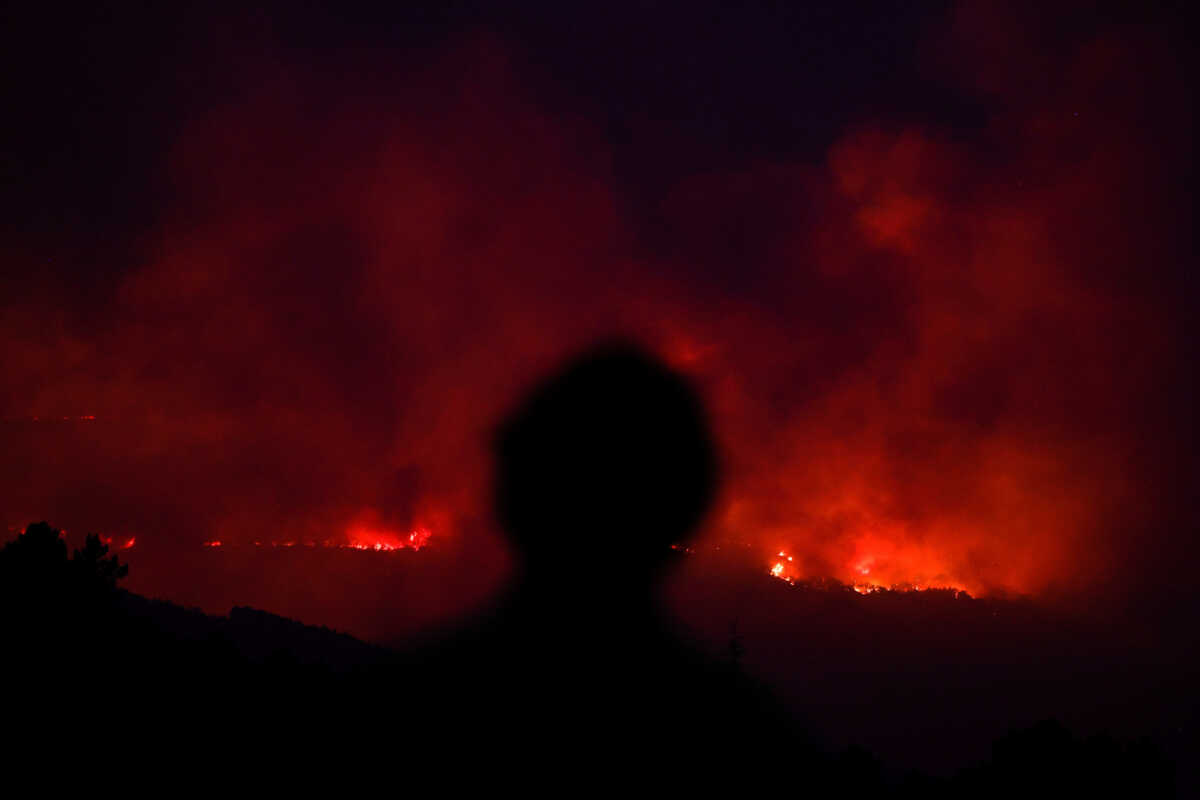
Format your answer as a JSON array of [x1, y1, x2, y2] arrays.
[[1, 4, 1191, 639]]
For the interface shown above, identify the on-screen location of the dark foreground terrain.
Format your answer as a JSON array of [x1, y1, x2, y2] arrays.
[[2, 522, 1188, 795]]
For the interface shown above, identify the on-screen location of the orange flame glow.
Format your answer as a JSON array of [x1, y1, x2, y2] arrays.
[[767, 548, 970, 596], [346, 525, 432, 552], [188, 524, 435, 553]]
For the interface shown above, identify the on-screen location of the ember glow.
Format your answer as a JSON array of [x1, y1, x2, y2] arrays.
[[99, 536, 136, 550]]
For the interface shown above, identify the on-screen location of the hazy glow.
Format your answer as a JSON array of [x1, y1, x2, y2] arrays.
[[0, 5, 1189, 636]]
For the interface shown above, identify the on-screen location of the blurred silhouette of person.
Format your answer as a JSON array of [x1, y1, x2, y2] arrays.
[[490, 341, 717, 659], [407, 342, 810, 788]]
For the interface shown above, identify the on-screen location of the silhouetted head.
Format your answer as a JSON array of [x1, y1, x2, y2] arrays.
[[494, 343, 717, 584]]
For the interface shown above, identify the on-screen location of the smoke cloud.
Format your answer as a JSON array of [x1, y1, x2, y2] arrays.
[[2, 3, 1192, 638]]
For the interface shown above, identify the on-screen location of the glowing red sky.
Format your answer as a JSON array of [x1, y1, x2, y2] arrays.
[[1, 2, 1193, 639]]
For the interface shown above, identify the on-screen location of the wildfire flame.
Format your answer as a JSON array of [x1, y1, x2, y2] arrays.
[[768, 549, 970, 596], [345, 524, 432, 551], [71, 521, 972, 594], [193, 525, 434, 552], [65, 525, 435, 553]]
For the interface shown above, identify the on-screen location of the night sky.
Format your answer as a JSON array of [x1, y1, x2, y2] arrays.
[[1, 1, 1195, 643]]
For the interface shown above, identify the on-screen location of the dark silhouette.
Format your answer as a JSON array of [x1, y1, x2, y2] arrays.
[[0, 518, 1178, 791], [399, 343, 819, 787], [948, 719, 1176, 798], [1, 522, 126, 630], [0, 521, 388, 764]]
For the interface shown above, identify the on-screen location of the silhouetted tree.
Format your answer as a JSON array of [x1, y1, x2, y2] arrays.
[[71, 532, 128, 592], [0, 521, 130, 628], [0, 521, 68, 585]]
